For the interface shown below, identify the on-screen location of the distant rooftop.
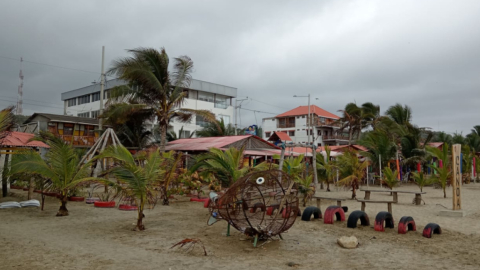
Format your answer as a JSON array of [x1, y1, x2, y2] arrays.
[[276, 105, 340, 119], [24, 113, 100, 126], [61, 78, 237, 101]]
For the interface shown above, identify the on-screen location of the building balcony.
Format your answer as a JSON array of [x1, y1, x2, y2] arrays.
[[322, 135, 349, 141], [59, 135, 98, 146], [277, 123, 296, 128], [313, 119, 342, 128]]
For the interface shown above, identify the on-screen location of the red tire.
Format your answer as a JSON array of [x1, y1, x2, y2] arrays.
[[324, 206, 346, 224], [398, 216, 416, 234], [266, 204, 280, 216], [119, 204, 138, 211], [94, 201, 116, 208], [423, 223, 441, 238], [374, 211, 395, 232], [68, 196, 85, 202]]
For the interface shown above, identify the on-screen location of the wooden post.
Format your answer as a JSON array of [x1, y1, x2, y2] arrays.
[[452, 144, 462, 210], [387, 202, 392, 214]]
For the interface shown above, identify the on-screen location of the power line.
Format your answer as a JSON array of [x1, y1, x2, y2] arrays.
[[240, 107, 279, 115], [0, 55, 117, 78], [248, 97, 289, 110]]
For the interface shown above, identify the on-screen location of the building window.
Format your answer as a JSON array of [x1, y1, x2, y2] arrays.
[[104, 90, 110, 99], [180, 130, 191, 138], [85, 125, 95, 136], [265, 132, 271, 138], [67, 98, 76, 107], [78, 112, 89, 118], [302, 116, 305, 118], [198, 92, 214, 103], [214, 95, 228, 109], [91, 110, 99, 119], [196, 116, 209, 127], [63, 123, 74, 135], [216, 114, 230, 125], [92, 92, 100, 102], [272, 119, 275, 121], [289, 131, 295, 136], [78, 94, 90, 105]]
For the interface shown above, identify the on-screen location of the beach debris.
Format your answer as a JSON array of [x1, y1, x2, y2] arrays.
[[171, 238, 207, 256], [337, 236, 359, 249], [287, 261, 300, 267], [207, 170, 299, 245]]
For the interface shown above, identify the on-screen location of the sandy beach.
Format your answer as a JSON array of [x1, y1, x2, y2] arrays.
[[1, 183, 480, 270]]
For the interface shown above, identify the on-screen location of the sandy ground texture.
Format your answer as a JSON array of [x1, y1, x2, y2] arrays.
[[1, 183, 480, 270]]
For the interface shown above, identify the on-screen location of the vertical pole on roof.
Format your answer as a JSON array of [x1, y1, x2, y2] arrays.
[[366, 157, 369, 188], [99, 46, 105, 131]]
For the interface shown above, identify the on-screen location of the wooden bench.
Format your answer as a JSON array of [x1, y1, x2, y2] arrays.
[[312, 196, 346, 209], [360, 189, 426, 205], [356, 199, 394, 214]]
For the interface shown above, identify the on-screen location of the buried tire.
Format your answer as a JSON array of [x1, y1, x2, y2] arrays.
[[423, 223, 441, 238], [398, 216, 416, 234], [301, 206, 322, 221], [347, 210, 370, 228], [94, 201, 116, 208], [68, 196, 85, 202], [374, 211, 395, 232], [324, 206, 346, 224], [119, 204, 138, 211]]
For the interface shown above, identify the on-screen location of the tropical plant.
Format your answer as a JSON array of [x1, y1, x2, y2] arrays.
[[190, 146, 248, 187], [98, 145, 167, 230], [452, 132, 465, 145], [295, 174, 315, 207], [358, 130, 398, 175], [196, 118, 235, 137], [256, 154, 306, 179], [381, 167, 400, 190], [106, 47, 215, 152], [433, 131, 453, 145], [385, 103, 412, 127], [0, 106, 15, 136], [9, 137, 101, 216], [336, 103, 361, 144], [337, 150, 368, 199], [429, 166, 450, 198], [316, 146, 336, 191], [411, 172, 433, 192]]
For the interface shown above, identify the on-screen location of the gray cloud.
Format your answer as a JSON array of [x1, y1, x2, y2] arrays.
[[0, 0, 479, 134]]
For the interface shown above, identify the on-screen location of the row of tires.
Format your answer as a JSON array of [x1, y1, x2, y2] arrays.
[[301, 206, 441, 238]]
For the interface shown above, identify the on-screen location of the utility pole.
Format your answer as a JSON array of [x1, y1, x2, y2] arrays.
[[307, 94, 311, 145], [99, 46, 105, 131], [16, 57, 23, 115], [234, 97, 248, 135]]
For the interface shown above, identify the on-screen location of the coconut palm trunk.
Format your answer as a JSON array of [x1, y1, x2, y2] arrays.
[[136, 201, 145, 231], [57, 195, 69, 216], [160, 124, 167, 153]]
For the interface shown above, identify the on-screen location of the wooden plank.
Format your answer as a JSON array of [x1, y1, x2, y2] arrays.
[[312, 196, 346, 201], [356, 199, 395, 203], [452, 144, 462, 210]]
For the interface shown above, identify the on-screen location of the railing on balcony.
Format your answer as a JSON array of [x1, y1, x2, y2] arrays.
[[277, 123, 296, 128], [322, 135, 350, 141], [59, 135, 98, 146], [313, 119, 342, 127]]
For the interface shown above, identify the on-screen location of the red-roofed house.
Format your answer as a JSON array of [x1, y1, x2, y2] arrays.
[[262, 105, 349, 147]]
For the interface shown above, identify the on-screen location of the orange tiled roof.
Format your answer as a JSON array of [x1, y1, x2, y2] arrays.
[[276, 105, 339, 119], [267, 131, 292, 142], [0, 131, 50, 148]]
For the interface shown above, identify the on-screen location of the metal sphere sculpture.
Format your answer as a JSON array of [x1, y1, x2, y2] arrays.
[[207, 170, 299, 240]]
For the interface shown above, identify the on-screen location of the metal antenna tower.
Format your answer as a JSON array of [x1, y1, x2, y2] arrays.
[[16, 57, 24, 115]]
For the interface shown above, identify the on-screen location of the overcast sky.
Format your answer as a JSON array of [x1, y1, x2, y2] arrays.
[[1, 0, 479, 134]]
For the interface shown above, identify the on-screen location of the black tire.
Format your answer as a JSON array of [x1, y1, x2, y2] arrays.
[[347, 210, 370, 228], [374, 211, 395, 231], [341, 206, 348, 213], [423, 223, 442, 238], [301, 206, 322, 221], [399, 216, 414, 231]]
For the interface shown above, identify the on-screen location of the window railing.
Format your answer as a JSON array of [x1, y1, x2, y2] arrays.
[[323, 135, 349, 141], [277, 123, 295, 128], [59, 135, 98, 146], [214, 102, 228, 109]]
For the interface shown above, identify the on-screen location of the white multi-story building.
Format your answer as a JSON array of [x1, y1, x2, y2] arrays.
[[61, 78, 237, 138], [262, 105, 349, 146]]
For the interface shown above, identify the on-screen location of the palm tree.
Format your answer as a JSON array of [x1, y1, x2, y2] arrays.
[[256, 154, 306, 179], [196, 118, 235, 137], [360, 102, 381, 130], [295, 174, 314, 207], [337, 103, 361, 145], [411, 172, 433, 192], [99, 146, 166, 230], [382, 167, 399, 190], [1, 106, 15, 197], [10, 137, 101, 216], [452, 132, 465, 145], [190, 146, 248, 187], [337, 150, 368, 199], [471, 125, 480, 137], [385, 103, 412, 127], [358, 130, 397, 176], [106, 47, 215, 152], [427, 143, 450, 198], [434, 131, 453, 145], [316, 146, 336, 191]]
